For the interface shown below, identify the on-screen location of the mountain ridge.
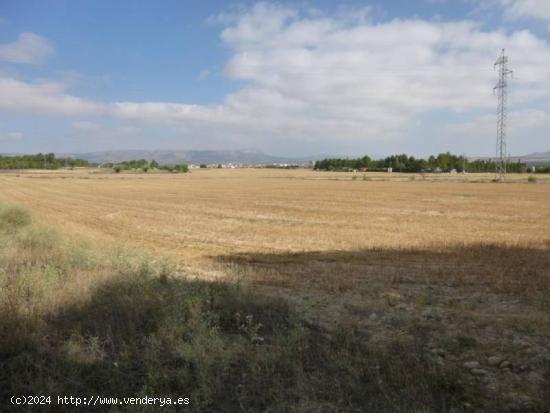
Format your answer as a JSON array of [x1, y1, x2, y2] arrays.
[[61, 149, 317, 165]]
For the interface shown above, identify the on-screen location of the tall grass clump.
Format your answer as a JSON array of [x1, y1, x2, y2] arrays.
[[0, 204, 476, 412], [0, 205, 31, 233]]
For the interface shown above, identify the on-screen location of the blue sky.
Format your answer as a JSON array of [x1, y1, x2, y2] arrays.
[[1, 0, 550, 157]]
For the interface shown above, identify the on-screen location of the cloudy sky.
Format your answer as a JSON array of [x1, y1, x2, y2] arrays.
[[1, 0, 550, 157]]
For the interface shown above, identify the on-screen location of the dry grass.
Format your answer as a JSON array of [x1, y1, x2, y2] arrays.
[[0, 168, 549, 411]]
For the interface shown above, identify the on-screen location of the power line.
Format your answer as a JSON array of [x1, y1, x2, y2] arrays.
[[493, 49, 513, 181]]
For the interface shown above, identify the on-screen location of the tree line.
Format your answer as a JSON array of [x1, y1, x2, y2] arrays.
[[0, 154, 189, 173], [0, 153, 89, 169], [102, 159, 189, 173], [314, 152, 528, 173]]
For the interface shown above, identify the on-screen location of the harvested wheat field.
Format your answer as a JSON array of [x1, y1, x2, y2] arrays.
[[1, 168, 549, 258], [1, 168, 549, 412]]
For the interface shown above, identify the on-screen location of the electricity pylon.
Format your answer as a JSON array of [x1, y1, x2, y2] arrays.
[[494, 49, 513, 181]]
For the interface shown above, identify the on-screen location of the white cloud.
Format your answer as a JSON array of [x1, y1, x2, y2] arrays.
[[110, 4, 550, 144], [214, 4, 550, 142], [0, 78, 103, 116], [447, 109, 550, 137], [0, 32, 53, 64], [1, 4, 550, 154], [70, 121, 141, 142], [499, 0, 550, 23], [444, 108, 550, 155]]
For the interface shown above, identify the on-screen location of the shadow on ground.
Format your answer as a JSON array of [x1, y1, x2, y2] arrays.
[[211, 243, 550, 412], [213, 243, 550, 296], [1, 271, 477, 413], [2, 239, 550, 412]]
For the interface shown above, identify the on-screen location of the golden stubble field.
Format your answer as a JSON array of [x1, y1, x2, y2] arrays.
[[0, 168, 548, 260], [1, 168, 550, 409]]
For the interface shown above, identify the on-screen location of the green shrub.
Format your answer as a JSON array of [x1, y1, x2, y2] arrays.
[[528, 176, 537, 183], [0, 206, 31, 232], [174, 163, 189, 173]]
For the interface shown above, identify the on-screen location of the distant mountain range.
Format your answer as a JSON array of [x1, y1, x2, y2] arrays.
[[472, 150, 550, 166], [63, 149, 318, 165], [513, 150, 550, 166]]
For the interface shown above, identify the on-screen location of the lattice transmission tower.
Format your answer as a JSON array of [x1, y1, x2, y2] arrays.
[[493, 49, 513, 181]]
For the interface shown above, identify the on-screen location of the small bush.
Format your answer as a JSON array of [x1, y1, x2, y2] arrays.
[[16, 225, 60, 252], [113, 166, 121, 173], [0, 206, 31, 232], [174, 163, 189, 173], [528, 176, 537, 183]]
